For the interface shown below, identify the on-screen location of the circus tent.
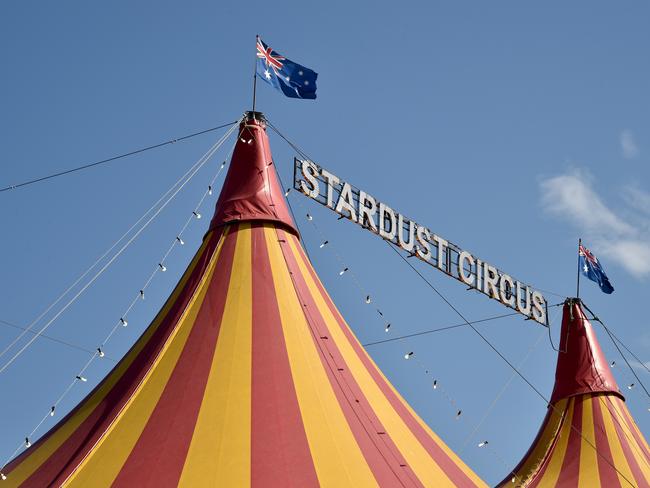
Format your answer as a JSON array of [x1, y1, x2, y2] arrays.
[[0, 112, 486, 487], [498, 299, 650, 487]]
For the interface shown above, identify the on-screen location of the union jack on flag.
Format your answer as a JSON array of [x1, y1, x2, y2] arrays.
[[255, 36, 318, 100], [579, 244, 614, 294]]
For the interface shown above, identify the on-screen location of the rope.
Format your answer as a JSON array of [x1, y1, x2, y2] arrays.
[[0, 121, 238, 193], [0, 122, 240, 375]]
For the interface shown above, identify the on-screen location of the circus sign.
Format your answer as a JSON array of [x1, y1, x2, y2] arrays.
[[294, 158, 549, 326]]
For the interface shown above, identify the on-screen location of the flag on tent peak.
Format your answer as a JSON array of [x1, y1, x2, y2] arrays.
[[579, 244, 614, 294], [256, 36, 318, 99]]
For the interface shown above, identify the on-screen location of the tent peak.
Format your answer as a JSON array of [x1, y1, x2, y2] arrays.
[[208, 111, 299, 237], [549, 298, 622, 403]]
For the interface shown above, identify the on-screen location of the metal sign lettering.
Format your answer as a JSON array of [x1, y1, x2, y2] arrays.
[[294, 158, 549, 326]]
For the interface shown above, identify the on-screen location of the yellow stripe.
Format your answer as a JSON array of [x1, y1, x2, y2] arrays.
[[4, 234, 219, 487], [598, 395, 636, 487], [264, 226, 379, 487], [178, 224, 252, 487], [578, 396, 600, 487], [284, 234, 483, 487], [533, 398, 574, 488], [511, 398, 568, 485], [62, 229, 229, 486], [604, 396, 650, 486]]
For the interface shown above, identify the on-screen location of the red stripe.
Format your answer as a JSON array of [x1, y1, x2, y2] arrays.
[[611, 396, 650, 467], [555, 397, 582, 486], [13, 229, 224, 486], [111, 225, 240, 486], [601, 396, 649, 488], [591, 395, 623, 488], [250, 224, 320, 487], [277, 229, 424, 487], [287, 232, 481, 487]]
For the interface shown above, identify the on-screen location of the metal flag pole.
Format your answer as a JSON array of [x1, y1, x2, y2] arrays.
[[576, 238, 582, 300], [252, 35, 259, 113]]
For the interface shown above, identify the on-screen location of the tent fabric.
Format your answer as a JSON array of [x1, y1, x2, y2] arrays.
[[2, 114, 485, 487], [499, 300, 650, 487]]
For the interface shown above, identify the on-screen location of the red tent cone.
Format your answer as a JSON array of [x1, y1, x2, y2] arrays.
[[499, 299, 650, 487], [1, 111, 485, 487]]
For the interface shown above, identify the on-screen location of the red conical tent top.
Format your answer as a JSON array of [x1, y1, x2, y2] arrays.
[[499, 299, 650, 487], [1, 112, 485, 487]]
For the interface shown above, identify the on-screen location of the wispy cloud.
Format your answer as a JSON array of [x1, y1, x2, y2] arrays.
[[540, 170, 650, 278], [620, 130, 640, 159]]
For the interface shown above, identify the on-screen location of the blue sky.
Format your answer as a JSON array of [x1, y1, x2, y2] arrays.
[[1, 1, 649, 484]]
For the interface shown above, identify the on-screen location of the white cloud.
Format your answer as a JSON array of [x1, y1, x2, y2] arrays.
[[620, 130, 640, 159], [540, 170, 650, 279]]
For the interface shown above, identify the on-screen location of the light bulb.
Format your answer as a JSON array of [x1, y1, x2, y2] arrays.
[[628, 383, 635, 389], [319, 240, 328, 248], [120, 318, 128, 327], [50, 406, 55, 416], [176, 236, 184, 245], [339, 267, 348, 276], [97, 348, 105, 358], [25, 438, 31, 448], [208, 185, 213, 195], [76, 375, 87, 382], [456, 410, 462, 419], [385, 323, 391, 332], [404, 352, 413, 359], [365, 295, 371, 304], [478, 441, 488, 447], [159, 263, 167, 272], [433, 380, 438, 389], [140, 290, 145, 300], [1, 473, 6, 480], [284, 189, 291, 197], [306, 214, 313, 221], [193, 211, 201, 219]]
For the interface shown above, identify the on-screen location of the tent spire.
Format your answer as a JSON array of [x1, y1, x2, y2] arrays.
[[209, 111, 298, 237]]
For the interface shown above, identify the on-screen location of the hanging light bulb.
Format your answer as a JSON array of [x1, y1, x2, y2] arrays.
[[25, 438, 31, 448], [404, 352, 414, 360], [339, 267, 349, 276], [319, 240, 329, 248], [1, 472, 6, 480], [365, 295, 371, 304], [455, 410, 462, 419], [511, 476, 516, 483], [158, 263, 167, 272], [432, 379, 438, 389], [478, 441, 488, 447], [50, 406, 55, 417], [120, 317, 128, 327], [240, 137, 246, 143], [611, 361, 616, 367], [628, 383, 635, 389], [306, 213, 313, 221], [76, 375, 88, 382], [176, 236, 185, 245], [208, 185, 213, 195], [385, 323, 391, 332], [97, 347, 105, 358], [284, 188, 291, 197], [140, 290, 145, 300], [220, 161, 226, 168], [193, 211, 201, 219]]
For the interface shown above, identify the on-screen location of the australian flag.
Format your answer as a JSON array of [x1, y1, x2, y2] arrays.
[[579, 244, 614, 294], [256, 37, 318, 99]]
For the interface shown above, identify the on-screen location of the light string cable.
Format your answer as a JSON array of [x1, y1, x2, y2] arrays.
[[386, 243, 637, 487], [0, 122, 241, 477], [0, 318, 117, 363], [0, 121, 238, 193], [0, 120, 241, 376], [266, 119, 640, 485], [0, 120, 240, 364]]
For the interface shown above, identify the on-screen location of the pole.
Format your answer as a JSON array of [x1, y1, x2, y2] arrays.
[[252, 35, 258, 113], [576, 238, 582, 300]]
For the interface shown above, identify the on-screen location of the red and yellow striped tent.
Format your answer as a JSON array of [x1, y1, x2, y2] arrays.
[[499, 299, 650, 487], [1, 113, 486, 487]]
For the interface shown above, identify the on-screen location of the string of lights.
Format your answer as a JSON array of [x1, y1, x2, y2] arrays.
[[0, 122, 241, 376], [0, 124, 241, 477]]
